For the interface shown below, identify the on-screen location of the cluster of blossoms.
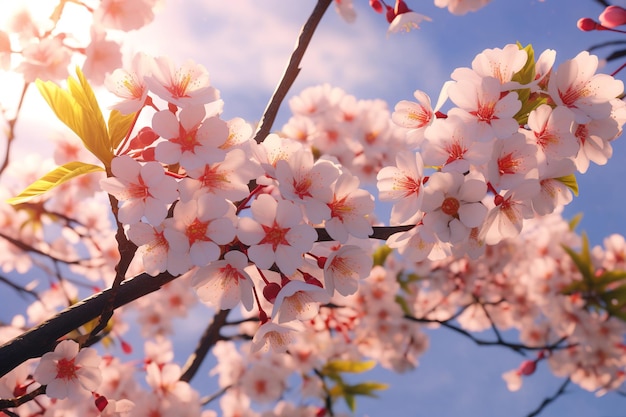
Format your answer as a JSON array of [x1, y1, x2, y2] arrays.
[[2, 1, 626, 416]]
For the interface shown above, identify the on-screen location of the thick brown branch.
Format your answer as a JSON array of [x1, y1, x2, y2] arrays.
[[316, 225, 415, 242], [0, 271, 178, 378], [179, 309, 231, 383], [252, 0, 333, 144]]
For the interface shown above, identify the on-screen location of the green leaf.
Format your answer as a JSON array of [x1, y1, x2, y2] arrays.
[[372, 245, 392, 267], [561, 233, 593, 286], [511, 43, 536, 86], [595, 270, 626, 291], [7, 162, 104, 205], [322, 360, 376, 377], [345, 381, 389, 397], [395, 295, 412, 316], [108, 110, 137, 150], [556, 174, 579, 197], [568, 213, 583, 231], [36, 68, 113, 167]]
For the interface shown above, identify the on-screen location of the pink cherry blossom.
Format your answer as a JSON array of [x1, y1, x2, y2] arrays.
[[82, 27, 122, 86], [377, 151, 425, 225], [272, 280, 331, 324], [421, 171, 488, 243], [127, 222, 190, 276], [323, 245, 372, 296], [386, 224, 451, 262], [145, 57, 220, 107], [486, 132, 538, 189], [325, 172, 374, 243], [532, 158, 576, 215], [237, 194, 317, 275], [94, 0, 157, 31], [152, 105, 229, 170], [448, 76, 522, 140], [548, 51, 624, 123], [191, 250, 255, 311], [178, 148, 260, 203], [392, 90, 435, 147], [33, 340, 102, 401], [274, 149, 340, 224], [99, 155, 179, 225], [480, 179, 540, 245], [422, 116, 492, 173], [387, 11, 432, 35], [526, 104, 578, 162], [452, 44, 528, 87], [164, 194, 236, 269], [17, 36, 71, 82], [105, 52, 154, 114], [250, 321, 301, 354]]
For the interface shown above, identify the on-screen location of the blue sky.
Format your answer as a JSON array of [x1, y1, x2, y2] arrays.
[[3, 0, 626, 416]]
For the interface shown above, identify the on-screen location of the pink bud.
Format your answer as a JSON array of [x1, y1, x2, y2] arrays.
[[519, 360, 536, 376], [121, 340, 133, 354], [369, 0, 384, 13], [316, 256, 327, 269], [599, 5, 626, 28], [577, 17, 599, 32], [385, 5, 395, 23], [394, 0, 412, 15], [95, 395, 109, 412], [263, 282, 281, 303]]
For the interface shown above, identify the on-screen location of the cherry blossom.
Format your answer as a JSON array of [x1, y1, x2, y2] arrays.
[[152, 105, 229, 170], [82, 28, 122, 86], [17, 36, 71, 82], [250, 321, 302, 354], [323, 245, 372, 296], [237, 194, 317, 275], [105, 52, 154, 115], [99, 155, 178, 226], [33, 340, 102, 401], [548, 51, 624, 123], [324, 172, 374, 243], [164, 193, 236, 269], [421, 116, 492, 173], [272, 280, 331, 324], [127, 222, 189, 276], [486, 132, 538, 189], [274, 148, 340, 224], [421, 171, 488, 243], [392, 90, 435, 147], [448, 76, 522, 140], [145, 57, 220, 107], [451, 43, 528, 86], [377, 151, 425, 225], [191, 250, 255, 311], [94, 0, 158, 31], [526, 104, 578, 162]]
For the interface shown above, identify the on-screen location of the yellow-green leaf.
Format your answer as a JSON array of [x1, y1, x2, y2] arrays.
[[108, 110, 137, 150], [7, 162, 104, 205], [556, 174, 579, 197], [323, 360, 376, 376], [36, 68, 113, 167], [372, 245, 392, 267], [568, 213, 583, 231]]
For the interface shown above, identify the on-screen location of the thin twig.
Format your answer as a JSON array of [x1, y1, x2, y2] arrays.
[[526, 378, 571, 417], [0, 385, 46, 410], [252, 0, 333, 144], [0, 274, 39, 300]]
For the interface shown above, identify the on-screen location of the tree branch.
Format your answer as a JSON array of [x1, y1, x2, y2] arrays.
[[526, 378, 571, 417], [0, 271, 178, 378], [179, 309, 231, 383], [0, 385, 45, 410], [252, 0, 333, 144]]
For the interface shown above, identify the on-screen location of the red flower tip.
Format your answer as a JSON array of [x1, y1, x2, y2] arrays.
[[95, 395, 109, 412], [369, 0, 384, 13]]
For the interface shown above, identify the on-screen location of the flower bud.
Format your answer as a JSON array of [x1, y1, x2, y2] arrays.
[[519, 360, 536, 376], [369, 0, 384, 13], [599, 5, 626, 28], [577, 17, 599, 32]]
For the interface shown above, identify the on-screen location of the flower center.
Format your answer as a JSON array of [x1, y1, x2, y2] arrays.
[[186, 218, 209, 244], [260, 221, 290, 251], [56, 357, 79, 381], [441, 197, 460, 217]]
